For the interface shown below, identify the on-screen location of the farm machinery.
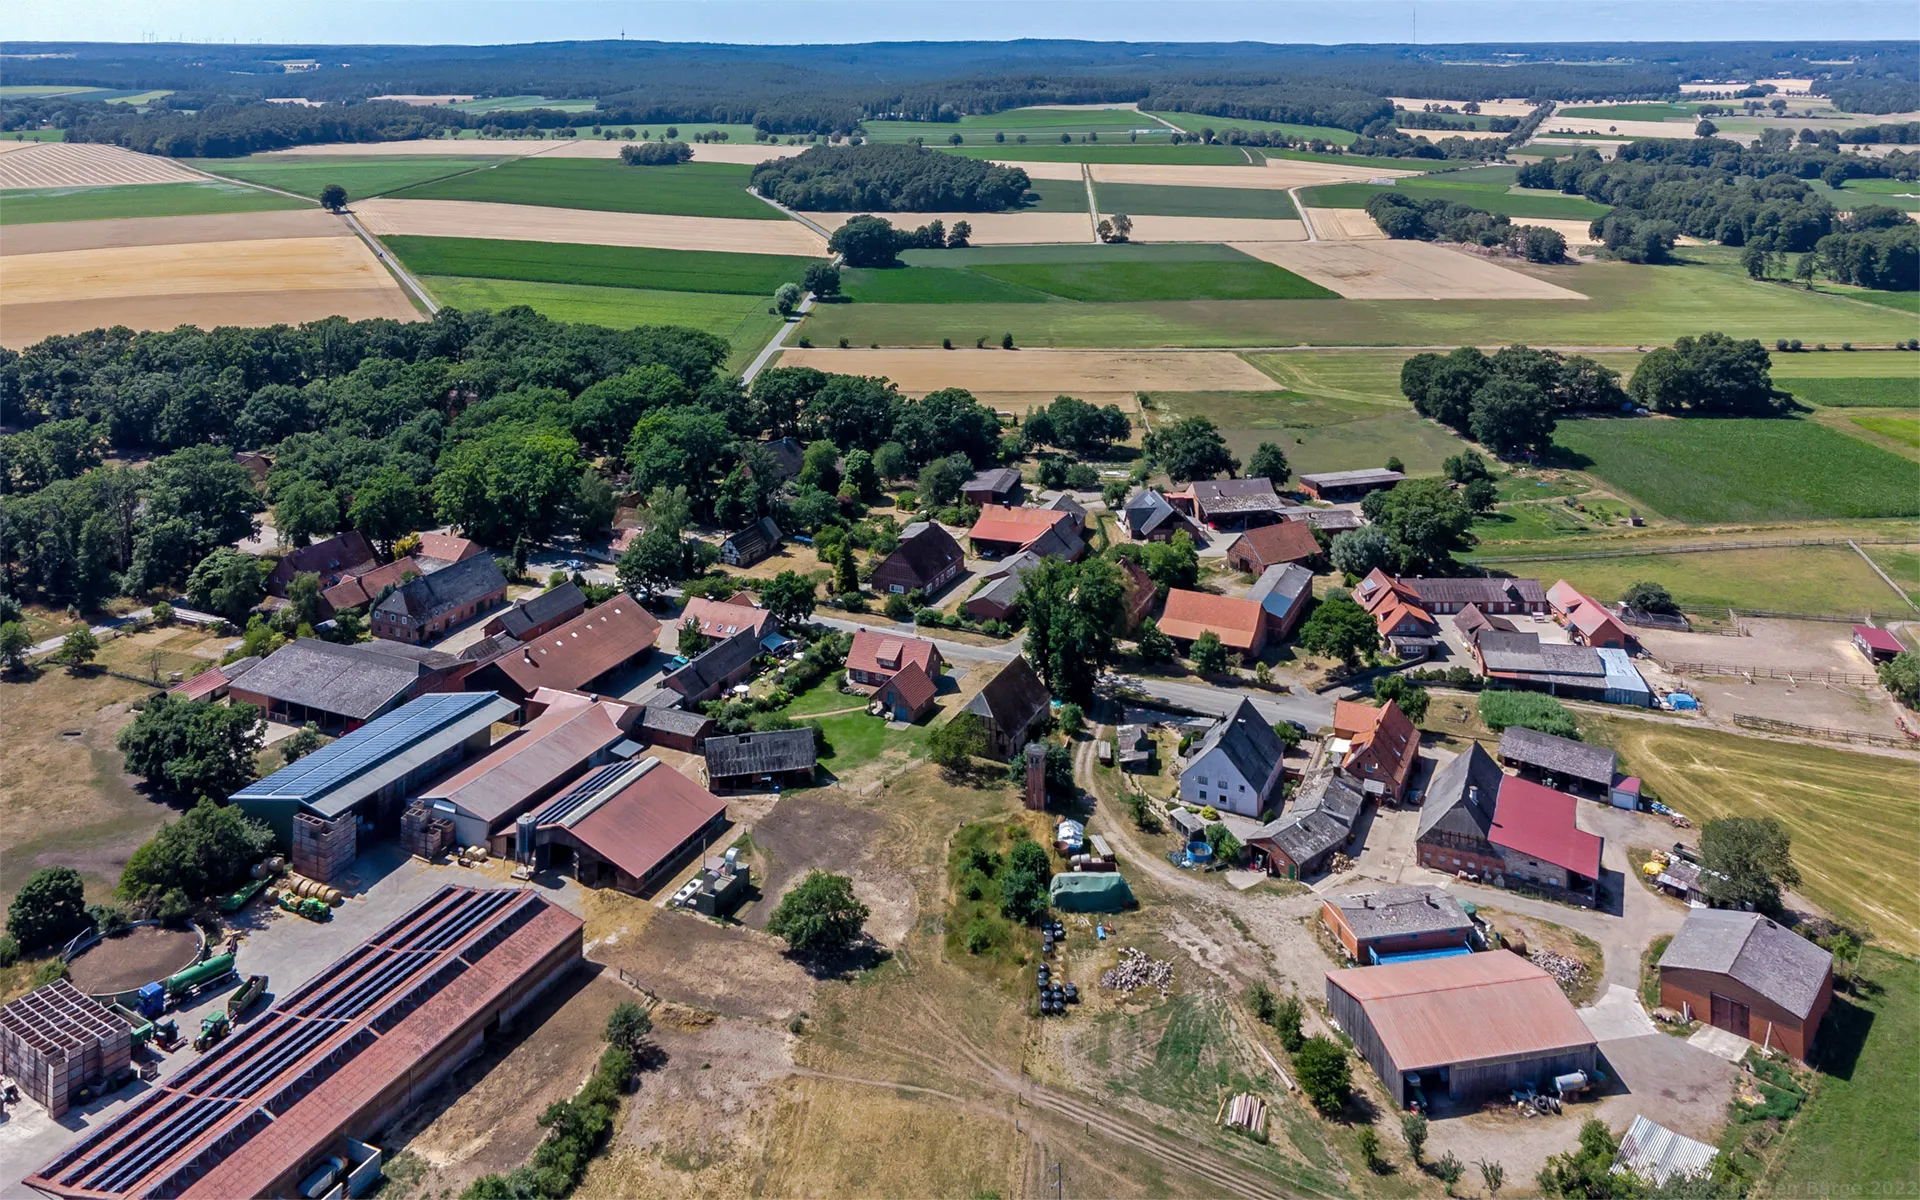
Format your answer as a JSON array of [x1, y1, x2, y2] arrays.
[[193, 1012, 230, 1052], [228, 974, 268, 1020]]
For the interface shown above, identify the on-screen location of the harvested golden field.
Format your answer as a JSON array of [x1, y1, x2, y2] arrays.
[[1390, 96, 1541, 116], [354, 197, 827, 253], [1229, 239, 1588, 300], [776, 347, 1272, 393], [1, 208, 345, 253], [1084, 160, 1415, 188], [997, 159, 1086, 181], [370, 93, 475, 105], [1302, 206, 1385, 240], [1120, 214, 1306, 242], [0, 235, 415, 346], [0, 143, 204, 189], [538, 139, 811, 164], [1537, 116, 1699, 139], [803, 209, 1092, 244], [0, 141, 41, 156], [1515, 216, 1605, 245], [250, 139, 541, 157]]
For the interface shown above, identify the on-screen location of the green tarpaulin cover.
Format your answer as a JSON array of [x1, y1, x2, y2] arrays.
[[1049, 872, 1134, 912]]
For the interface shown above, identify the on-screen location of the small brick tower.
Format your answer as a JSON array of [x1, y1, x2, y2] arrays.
[[1023, 741, 1048, 811]]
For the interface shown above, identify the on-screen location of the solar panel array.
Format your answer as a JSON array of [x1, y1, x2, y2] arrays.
[[529, 759, 638, 827], [231, 692, 502, 803], [29, 886, 570, 1200]]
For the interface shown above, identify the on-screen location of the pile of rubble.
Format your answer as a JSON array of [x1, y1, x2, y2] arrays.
[[1100, 947, 1173, 996], [1528, 948, 1589, 990]]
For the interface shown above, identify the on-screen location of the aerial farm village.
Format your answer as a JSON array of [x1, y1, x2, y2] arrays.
[[3, 29, 1920, 1200]]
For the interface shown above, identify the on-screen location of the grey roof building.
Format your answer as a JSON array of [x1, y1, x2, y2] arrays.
[[704, 727, 817, 787], [227, 638, 462, 727], [489, 580, 586, 640], [1323, 886, 1475, 962], [1247, 763, 1366, 876], [1041, 492, 1087, 529], [662, 629, 764, 705], [1190, 698, 1288, 798], [721, 516, 783, 567], [1498, 726, 1618, 791], [1477, 630, 1609, 688], [962, 466, 1023, 503], [962, 655, 1053, 758], [1121, 488, 1198, 541], [373, 553, 507, 626], [1659, 910, 1833, 1021], [1248, 563, 1314, 635], [1415, 742, 1504, 845]]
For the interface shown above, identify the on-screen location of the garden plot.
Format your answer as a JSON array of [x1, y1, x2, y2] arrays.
[[1301, 207, 1384, 239], [1228, 239, 1587, 300], [1118, 215, 1306, 243], [0, 142, 204, 189], [354, 197, 826, 254], [775, 347, 1272, 395], [2, 208, 346, 253], [802, 210, 1093, 244], [0, 235, 416, 346]]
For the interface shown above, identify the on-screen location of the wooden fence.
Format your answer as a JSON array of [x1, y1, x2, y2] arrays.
[[1469, 536, 1909, 565], [1665, 661, 1879, 686], [1730, 713, 1915, 750]]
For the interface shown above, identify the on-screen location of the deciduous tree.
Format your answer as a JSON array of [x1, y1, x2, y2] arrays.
[[7, 867, 89, 952], [116, 694, 266, 802], [767, 870, 869, 955]]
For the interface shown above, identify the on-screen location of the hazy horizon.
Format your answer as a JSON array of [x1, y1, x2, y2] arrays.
[[10, 0, 1918, 49]]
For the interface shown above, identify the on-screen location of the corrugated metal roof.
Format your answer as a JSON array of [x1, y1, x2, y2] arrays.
[[1327, 951, 1595, 1071], [1498, 726, 1617, 785], [1612, 1115, 1719, 1186], [1490, 777, 1604, 880], [420, 702, 628, 827]]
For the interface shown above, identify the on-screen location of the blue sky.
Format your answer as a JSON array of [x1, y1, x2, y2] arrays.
[[11, 1, 1918, 47]]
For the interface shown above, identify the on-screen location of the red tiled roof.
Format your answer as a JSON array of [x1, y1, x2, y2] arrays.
[[169, 666, 230, 702], [483, 599, 662, 693], [416, 531, 484, 563], [968, 504, 1075, 547], [847, 629, 940, 678], [681, 597, 774, 641], [1569, 602, 1627, 642], [322, 556, 424, 610], [1229, 520, 1319, 569], [1546, 579, 1587, 614], [1854, 624, 1904, 654], [267, 531, 379, 591], [1158, 590, 1265, 652], [1326, 951, 1594, 1071], [564, 760, 727, 882], [1492, 776, 1604, 879], [881, 660, 938, 714], [421, 701, 630, 827], [1334, 699, 1419, 794]]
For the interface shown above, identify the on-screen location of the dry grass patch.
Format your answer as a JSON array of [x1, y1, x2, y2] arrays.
[[252, 138, 538, 157], [356, 197, 825, 254], [1120, 215, 1306, 242], [1300, 207, 1384, 240], [777, 346, 1273, 394], [1389, 97, 1542, 117], [0, 208, 346, 255], [0, 143, 204, 189], [1229, 239, 1588, 300]]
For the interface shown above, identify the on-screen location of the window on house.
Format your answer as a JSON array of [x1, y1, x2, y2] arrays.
[[1195, 776, 1207, 785]]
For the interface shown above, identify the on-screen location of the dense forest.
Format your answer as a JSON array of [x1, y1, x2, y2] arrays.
[[0, 310, 1027, 611], [749, 145, 1031, 212]]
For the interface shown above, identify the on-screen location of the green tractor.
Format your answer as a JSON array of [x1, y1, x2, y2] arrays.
[[193, 1012, 231, 1052]]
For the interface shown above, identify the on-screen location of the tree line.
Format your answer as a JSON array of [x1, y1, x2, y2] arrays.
[[1364, 191, 1568, 262], [749, 143, 1032, 212]]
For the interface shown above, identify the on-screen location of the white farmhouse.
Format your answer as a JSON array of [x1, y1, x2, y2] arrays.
[[1178, 698, 1288, 818]]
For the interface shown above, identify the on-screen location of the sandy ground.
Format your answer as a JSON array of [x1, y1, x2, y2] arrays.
[[1637, 618, 1877, 675], [538, 139, 812, 164], [0, 208, 344, 255], [1118, 214, 1305, 242], [775, 347, 1273, 393], [0, 143, 205, 190], [1537, 116, 1700, 139], [1301, 206, 1385, 239], [1390, 97, 1542, 117], [1228, 239, 1588, 300], [353, 197, 827, 254], [802, 209, 1092, 244]]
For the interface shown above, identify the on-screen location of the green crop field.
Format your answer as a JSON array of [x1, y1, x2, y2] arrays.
[[840, 267, 1052, 305], [445, 95, 598, 113], [900, 243, 1248, 266], [1018, 177, 1093, 212], [1298, 179, 1610, 219], [1153, 390, 1462, 476], [1472, 544, 1912, 618], [424, 276, 782, 372], [946, 143, 1258, 166], [2, 128, 66, 143], [1553, 416, 1920, 523], [385, 236, 820, 295], [1143, 111, 1357, 146], [1851, 412, 1920, 447], [1244, 351, 1413, 403], [840, 243, 1328, 304], [1804, 178, 1920, 213], [1091, 182, 1299, 219], [1556, 102, 1704, 121], [195, 155, 498, 200], [389, 158, 780, 219], [1771, 353, 1920, 407], [1769, 950, 1919, 1195], [0, 85, 105, 97], [0, 180, 307, 225], [970, 259, 1334, 302], [800, 256, 1917, 349], [862, 107, 1157, 145]]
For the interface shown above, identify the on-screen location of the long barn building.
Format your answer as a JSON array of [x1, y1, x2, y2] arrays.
[[25, 886, 581, 1200]]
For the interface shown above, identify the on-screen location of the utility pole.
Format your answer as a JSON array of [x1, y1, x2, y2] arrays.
[[1052, 1160, 1063, 1200]]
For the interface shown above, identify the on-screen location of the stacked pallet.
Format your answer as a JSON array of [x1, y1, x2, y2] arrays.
[[401, 800, 455, 860], [0, 980, 132, 1118], [291, 812, 356, 883]]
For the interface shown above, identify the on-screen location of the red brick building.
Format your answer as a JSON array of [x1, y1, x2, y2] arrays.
[[1658, 909, 1833, 1062]]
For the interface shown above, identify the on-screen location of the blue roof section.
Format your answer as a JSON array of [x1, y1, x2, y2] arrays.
[[1369, 944, 1474, 966], [1597, 647, 1652, 701], [233, 692, 504, 804]]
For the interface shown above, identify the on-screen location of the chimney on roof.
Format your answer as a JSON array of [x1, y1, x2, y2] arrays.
[[1361, 896, 1371, 908], [1425, 893, 1438, 908]]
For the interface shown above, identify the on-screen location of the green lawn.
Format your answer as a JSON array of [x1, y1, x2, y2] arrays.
[[196, 155, 499, 200], [1777, 376, 1920, 408], [1852, 413, 1920, 447], [970, 258, 1335, 302], [1244, 350, 1414, 403], [1298, 179, 1610, 220], [385, 236, 820, 295], [840, 244, 1331, 304], [1555, 102, 1704, 121], [1142, 111, 1357, 146], [945, 143, 1258, 166], [1866, 545, 1920, 602], [1152, 390, 1464, 476], [1470, 545, 1914, 618], [799, 256, 1918, 349], [1092, 182, 1299, 219], [1804, 178, 1920, 214], [0, 180, 307, 224], [1768, 951, 1920, 1196], [424, 275, 782, 372], [0, 85, 104, 97], [389, 158, 780, 219], [1553, 416, 1920, 522], [813, 711, 929, 774], [1, 128, 67, 143]]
